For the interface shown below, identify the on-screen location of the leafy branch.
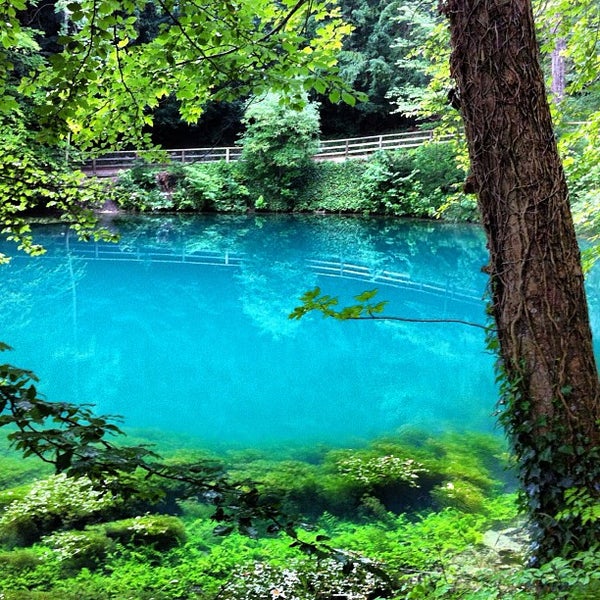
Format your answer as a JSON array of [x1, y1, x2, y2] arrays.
[[289, 287, 489, 330], [0, 342, 275, 532], [0, 342, 342, 556]]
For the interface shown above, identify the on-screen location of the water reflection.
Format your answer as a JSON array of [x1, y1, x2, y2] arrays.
[[1, 215, 499, 448]]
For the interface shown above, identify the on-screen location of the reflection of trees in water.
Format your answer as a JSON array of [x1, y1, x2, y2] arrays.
[[85, 215, 490, 339], [235, 259, 315, 339], [8, 215, 490, 345], [0, 257, 86, 335]]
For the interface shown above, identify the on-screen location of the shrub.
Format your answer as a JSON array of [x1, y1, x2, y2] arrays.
[[239, 92, 320, 210], [172, 162, 249, 212], [295, 160, 370, 212], [357, 143, 469, 219], [114, 166, 174, 211], [409, 142, 466, 202], [359, 150, 424, 216]]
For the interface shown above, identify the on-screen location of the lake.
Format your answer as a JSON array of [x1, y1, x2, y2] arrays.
[[3, 214, 585, 450]]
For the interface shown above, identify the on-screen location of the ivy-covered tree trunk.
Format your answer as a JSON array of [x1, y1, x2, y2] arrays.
[[441, 0, 600, 561]]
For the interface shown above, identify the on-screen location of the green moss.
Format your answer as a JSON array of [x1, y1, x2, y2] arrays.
[[0, 429, 541, 598], [0, 547, 42, 572], [103, 515, 186, 550], [41, 530, 114, 574]]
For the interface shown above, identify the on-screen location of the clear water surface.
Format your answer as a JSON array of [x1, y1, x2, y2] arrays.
[[4, 214, 590, 450]]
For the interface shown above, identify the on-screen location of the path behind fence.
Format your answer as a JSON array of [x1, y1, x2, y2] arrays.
[[83, 130, 454, 176]]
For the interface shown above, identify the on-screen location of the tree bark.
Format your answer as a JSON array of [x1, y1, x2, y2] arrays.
[[441, 0, 600, 560]]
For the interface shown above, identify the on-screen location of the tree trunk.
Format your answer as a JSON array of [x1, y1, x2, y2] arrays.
[[441, 0, 600, 561]]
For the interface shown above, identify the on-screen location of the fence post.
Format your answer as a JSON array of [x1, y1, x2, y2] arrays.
[[226, 147, 230, 163], [379, 135, 383, 149], [181, 149, 186, 163]]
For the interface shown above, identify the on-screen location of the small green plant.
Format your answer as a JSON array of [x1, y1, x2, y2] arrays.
[[173, 162, 249, 212], [337, 454, 427, 487]]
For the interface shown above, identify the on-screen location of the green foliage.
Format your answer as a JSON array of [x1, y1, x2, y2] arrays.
[[430, 480, 487, 513], [0, 344, 295, 541], [359, 150, 425, 216], [41, 529, 114, 574], [358, 144, 466, 218], [8, 0, 353, 151], [387, 0, 441, 118], [290, 287, 388, 321], [0, 436, 51, 491], [336, 454, 426, 487], [516, 548, 600, 599], [0, 547, 42, 574], [492, 335, 600, 564], [226, 431, 511, 522], [173, 162, 250, 212], [0, 474, 121, 547], [218, 555, 392, 600], [0, 115, 118, 261], [103, 515, 186, 550], [112, 141, 470, 219], [290, 286, 487, 330], [5, 426, 592, 600], [295, 159, 369, 212], [0, 0, 355, 259], [114, 164, 172, 211], [239, 92, 321, 210]]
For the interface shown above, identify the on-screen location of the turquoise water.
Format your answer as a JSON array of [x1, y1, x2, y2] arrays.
[[0, 215, 507, 448]]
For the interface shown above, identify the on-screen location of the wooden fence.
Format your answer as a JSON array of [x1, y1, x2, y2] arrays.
[[82, 130, 454, 175]]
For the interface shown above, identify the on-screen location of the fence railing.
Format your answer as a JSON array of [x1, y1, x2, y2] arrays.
[[307, 258, 482, 305], [82, 130, 455, 175], [313, 131, 451, 160]]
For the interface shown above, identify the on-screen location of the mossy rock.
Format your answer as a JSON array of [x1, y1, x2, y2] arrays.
[[431, 480, 487, 513], [103, 514, 186, 550], [0, 475, 122, 547], [0, 547, 42, 572], [0, 484, 31, 511], [42, 529, 114, 574]]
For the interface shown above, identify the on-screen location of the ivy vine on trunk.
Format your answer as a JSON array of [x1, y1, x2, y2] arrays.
[[440, 0, 600, 562]]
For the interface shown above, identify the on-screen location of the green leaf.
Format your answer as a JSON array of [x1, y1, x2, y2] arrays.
[[341, 91, 356, 106]]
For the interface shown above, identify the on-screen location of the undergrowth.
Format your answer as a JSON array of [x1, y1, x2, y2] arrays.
[[0, 430, 598, 599]]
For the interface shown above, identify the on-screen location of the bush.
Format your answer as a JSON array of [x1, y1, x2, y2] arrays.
[[409, 142, 466, 201], [115, 165, 174, 211], [172, 162, 249, 212], [239, 92, 320, 210], [359, 150, 425, 216], [295, 160, 370, 212], [351, 143, 470, 219]]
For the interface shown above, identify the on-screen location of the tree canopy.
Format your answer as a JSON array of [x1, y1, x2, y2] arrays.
[[0, 0, 353, 257], [3, 0, 352, 149]]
